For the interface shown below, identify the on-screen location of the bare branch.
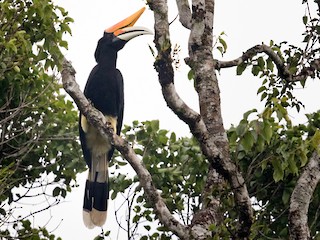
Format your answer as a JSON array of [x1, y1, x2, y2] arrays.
[[175, 0, 192, 29], [289, 150, 320, 240], [61, 58, 189, 239]]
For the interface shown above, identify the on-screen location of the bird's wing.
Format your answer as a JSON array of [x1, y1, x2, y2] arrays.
[[116, 69, 124, 136]]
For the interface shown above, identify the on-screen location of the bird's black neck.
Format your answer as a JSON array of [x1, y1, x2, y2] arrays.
[[97, 52, 118, 70]]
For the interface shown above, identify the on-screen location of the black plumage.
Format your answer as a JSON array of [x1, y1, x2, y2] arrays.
[[78, 7, 151, 228]]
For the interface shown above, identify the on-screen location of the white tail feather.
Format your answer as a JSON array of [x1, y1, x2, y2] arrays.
[[91, 209, 107, 227], [83, 154, 109, 228], [83, 210, 95, 229]]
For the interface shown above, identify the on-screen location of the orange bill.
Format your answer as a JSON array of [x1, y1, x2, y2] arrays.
[[105, 7, 146, 36]]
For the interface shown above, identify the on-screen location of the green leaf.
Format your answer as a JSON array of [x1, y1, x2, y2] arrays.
[[243, 109, 257, 120], [272, 158, 284, 182], [150, 120, 159, 131], [299, 149, 308, 167], [218, 37, 227, 56], [252, 65, 261, 76], [257, 57, 265, 68], [311, 130, 320, 149], [59, 40, 68, 49], [236, 120, 248, 137], [188, 69, 194, 80], [282, 188, 291, 205], [236, 62, 247, 75], [260, 92, 268, 101], [287, 154, 298, 175], [219, 37, 227, 51], [269, 39, 274, 46], [266, 57, 274, 71], [257, 86, 267, 94], [243, 132, 255, 151], [52, 187, 61, 197], [303, 15, 308, 25], [111, 191, 117, 200], [170, 132, 176, 142], [261, 122, 273, 144]]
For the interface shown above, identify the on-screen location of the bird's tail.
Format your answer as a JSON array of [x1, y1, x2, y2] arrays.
[[83, 153, 109, 229]]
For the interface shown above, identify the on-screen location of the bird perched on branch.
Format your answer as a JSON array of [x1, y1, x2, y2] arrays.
[[79, 7, 151, 228]]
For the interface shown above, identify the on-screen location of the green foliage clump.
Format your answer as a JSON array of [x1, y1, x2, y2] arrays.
[[0, 0, 85, 238], [228, 105, 320, 238], [108, 120, 208, 239], [107, 106, 320, 239]]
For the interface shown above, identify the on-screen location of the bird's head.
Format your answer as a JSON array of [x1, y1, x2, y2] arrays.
[[95, 7, 152, 62]]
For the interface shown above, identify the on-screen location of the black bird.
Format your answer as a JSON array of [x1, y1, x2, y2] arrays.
[[79, 7, 151, 228]]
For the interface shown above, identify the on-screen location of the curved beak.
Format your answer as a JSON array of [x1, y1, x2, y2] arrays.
[[105, 7, 152, 41]]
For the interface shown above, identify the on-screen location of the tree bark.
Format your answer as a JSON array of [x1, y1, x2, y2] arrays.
[[149, 0, 253, 238], [289, 150, 320, 240]]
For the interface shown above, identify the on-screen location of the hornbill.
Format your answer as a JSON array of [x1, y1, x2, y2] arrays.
[[79, 7, 151, 228]]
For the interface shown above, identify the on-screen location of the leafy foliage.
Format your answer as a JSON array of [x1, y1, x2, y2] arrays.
[[107, 120, 208, 239], [227, 106, 320, 238], [107, 106, 320, 239], [0, 0, 85, 238], [236, 40, 305, 112]]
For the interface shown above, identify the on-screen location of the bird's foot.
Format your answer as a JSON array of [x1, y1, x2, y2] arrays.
[[105, 121, 114, 133]]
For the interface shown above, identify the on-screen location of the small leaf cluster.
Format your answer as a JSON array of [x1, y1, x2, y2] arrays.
[[214, 32, 228, 57], [228, 106, 320, 238], [236, 41, 305, 112], [109, 120, 208, 239]]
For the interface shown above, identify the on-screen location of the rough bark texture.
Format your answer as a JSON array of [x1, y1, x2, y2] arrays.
[[175, 0, 192, 29], [149, 0, 253, 238], [187, 1, 253, 238], [289, 151, 320, 240]]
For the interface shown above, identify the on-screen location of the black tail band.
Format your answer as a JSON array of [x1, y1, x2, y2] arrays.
[[83, 179, 109, 212]]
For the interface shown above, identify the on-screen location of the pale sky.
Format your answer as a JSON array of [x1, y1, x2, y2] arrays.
[[28, 1, 320, 239]]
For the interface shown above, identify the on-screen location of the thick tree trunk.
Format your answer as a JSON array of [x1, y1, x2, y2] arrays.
[[150, 0, 253, 238]]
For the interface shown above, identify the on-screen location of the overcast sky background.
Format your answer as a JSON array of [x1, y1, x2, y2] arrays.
[[30, 1, 320, 239]]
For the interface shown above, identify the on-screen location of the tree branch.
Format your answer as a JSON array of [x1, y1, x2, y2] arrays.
[[215, 43, 320, 82], [61, 58, 189, 239], [149, 0, 253, 238], [175, 0, 192, 29], [187, 0, 253, 238], [216, 44, 290, 77], [289, 150, 320, 240]]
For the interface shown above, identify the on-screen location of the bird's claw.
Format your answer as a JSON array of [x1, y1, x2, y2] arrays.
[[105, 121, 114, 133]]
